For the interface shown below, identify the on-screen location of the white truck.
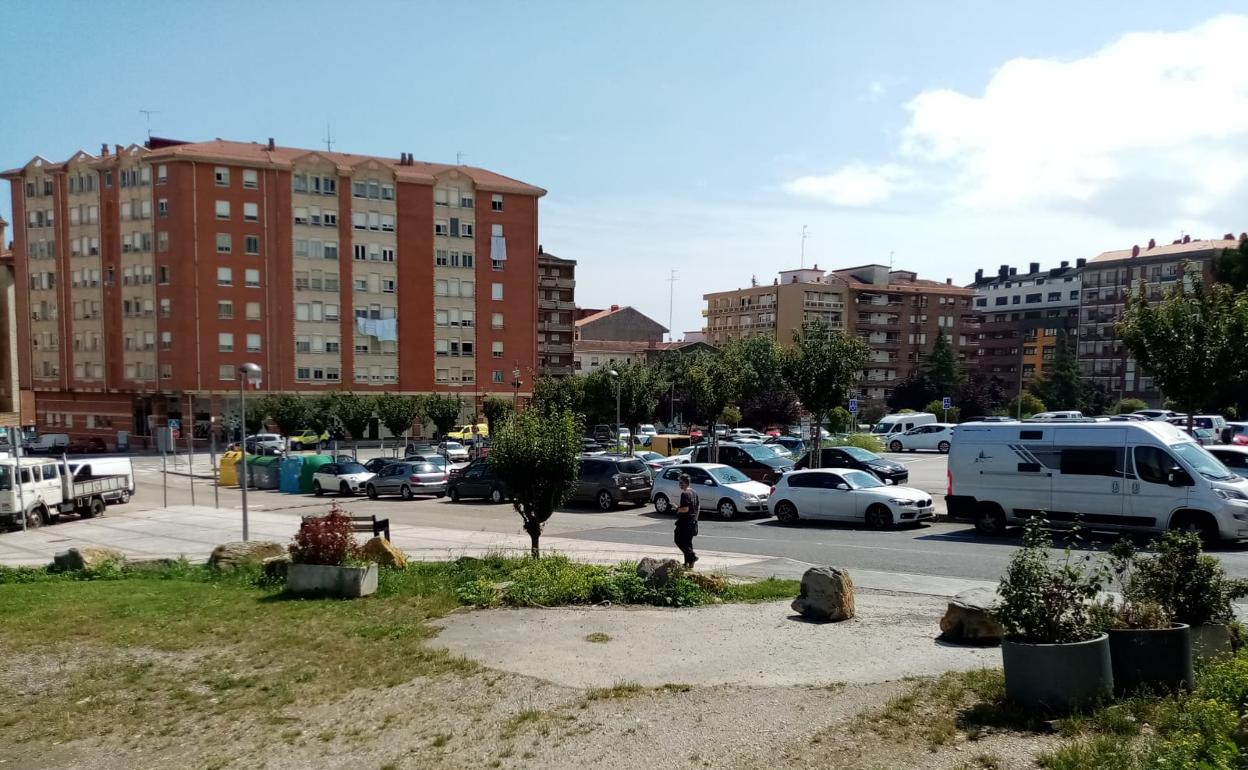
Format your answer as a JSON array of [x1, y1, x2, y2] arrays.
[[0, 456, 129, 529], [868, 412, 937, 441]]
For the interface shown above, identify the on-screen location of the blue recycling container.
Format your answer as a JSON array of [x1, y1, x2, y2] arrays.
[[279, 455, 306, 493]]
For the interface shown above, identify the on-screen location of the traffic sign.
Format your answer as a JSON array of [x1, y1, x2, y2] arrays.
[[848, 399, 858, 414], [942, 396, 952, 409]]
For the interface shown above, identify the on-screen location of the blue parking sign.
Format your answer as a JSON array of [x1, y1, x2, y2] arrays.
[[942, 396, 951, 409], [848, 399, 858, 414]]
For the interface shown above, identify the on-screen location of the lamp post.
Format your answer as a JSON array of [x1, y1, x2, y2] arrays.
[[609, 369, 621, 450], [511, 367, 522, 409], [238, 362, 262, 541]]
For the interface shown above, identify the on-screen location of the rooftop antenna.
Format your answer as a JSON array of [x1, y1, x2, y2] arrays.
[[139, 109, 160, 141], [800, 225, 809, 268], [323, 121, 335, 152], [889, 250, 895, 271], [667, 270, 678, 343], [456, 151, 466, 165]]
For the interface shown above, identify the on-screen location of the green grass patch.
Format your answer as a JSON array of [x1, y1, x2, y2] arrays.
[[585, 632, 611, 643], [586, 681, 644, 700]]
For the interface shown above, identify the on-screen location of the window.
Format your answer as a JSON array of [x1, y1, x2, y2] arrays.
[[1025, 293, 1042, 303], [246, 333, 262, 352], [492, 312, 504, 329], [382, 279, 395, 293], [435, 220, 449, 236], [1135, 446, 1176, 485], [243, 169, 258, 189], [491, 283, 503, 300], [245, 269, 260, 288], [216, 233, 231, 253], [215, 200, 230, 219], [460, 193, 474, 208], [243, 202, 259, 222], [434, 189, 448, 206], [245, 235, 259, 255], [354, 278, 368, 292], [1059, 448, 1121, 477], [218, 300, 234, 319], [160, 298, 172, 318], [492, 341, 503, 359], [294, 207, 309, 225], [218, 333, 234, 352], [460, 221, 473, 237], [246, 302, 261, 320], [219, 365, 235, 381], [214, 167, 230, 186], [381, 184, 394, 200], [217, 267, 233, 286], [1048, 292, 1061, 302], [156, 164, 167, 184], [462, 280, 474, 297], [491, 194, 503, 211], [434, 279, 448, 296], [159, 265, 170, 284], [492, 369, 504, 383], [157, 198, 168, 218], [160, 331, 172, 351]]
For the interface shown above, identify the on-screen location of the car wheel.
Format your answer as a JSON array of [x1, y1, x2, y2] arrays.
[[26, 506, 45, 529], [400, 485, 414, 501], [489, 487, 505, 504], [865, 503, 893, 530], [974, 503, 1007, 536], [339, 481, 353, 497], [889, 440, 903, 452], [718, 499, 738, 520], [449, 487, 461, 502], [653, 494, 671, 514], [313, 482, 324, 497], [366, 484, 378, 499], [1170, 511, 1220, 547], [597, 490, 615, 511], [81, 498, 106, 519], [775, 500, 799, 525], [938, 441, 951, 454], [119, 490, 131, 504]]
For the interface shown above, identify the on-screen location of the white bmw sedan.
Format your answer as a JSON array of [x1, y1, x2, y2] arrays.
[[769, 468, 934, 528]]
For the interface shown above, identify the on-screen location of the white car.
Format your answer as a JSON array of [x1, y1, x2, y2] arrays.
[[633, 450, 678, 476], [312, 460, 376, 497], [887, 423, 955, 454], [637, 424, 658, 445], [770, 468, 934, 528], [671, 446, 697, 464], [1134, 409, 1180, 421], [437, 441, 470, 462], [728, 428, 765, 444], [650, 463, 771, 520]]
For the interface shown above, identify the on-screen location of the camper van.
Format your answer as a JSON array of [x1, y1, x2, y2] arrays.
[[946, 421, 1248, 542], [869, 412, 937, 441]]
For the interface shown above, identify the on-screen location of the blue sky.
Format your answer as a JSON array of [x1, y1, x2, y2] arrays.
[[3, 1, 1246, 338]]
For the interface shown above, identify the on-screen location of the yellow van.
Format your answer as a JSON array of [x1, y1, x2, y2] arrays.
[[447, 423, 489, 441]]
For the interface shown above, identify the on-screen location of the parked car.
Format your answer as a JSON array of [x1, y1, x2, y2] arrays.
[[1208, 446, 1248, 473], [581, 438, 606, 456], [1133, 409, 1180, 421], [363, 457, 398, 474], [65, 437, 108, 454], [23, 433, 70, 454], [651, 463, 770, 520], [887, 423, 955, 454], [405, 441, 436, 456], [1184, 427, 1219, 446], [688, 442, 793, 484], [366, 461, 448, 500], [1167, 415, 1229, 435], [447, 458, 511, 503], [590, 425, 616, 444], [311, 461, 375, 497], [794, 446, 909, 485], [568, 454, 652, 511], [1229, 423, 1248, 446], [868, 413, 937, 440], [765, 435, 806, 457], [672, 445, 697, 464], [761, 442, 793, 459], [437, 441, 470, 462], [289, 429, 329, 450], [727, 427, 765, 444], [447, 423, 489, 441], [244, 433, 286, 454], [770, 469, 934, 528], [637, 424, 658, 445], [633, 450, 678, 475]]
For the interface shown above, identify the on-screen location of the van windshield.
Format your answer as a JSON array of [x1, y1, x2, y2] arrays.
[[870, 422, 896, 435], [1172, 442, 1235, 481]]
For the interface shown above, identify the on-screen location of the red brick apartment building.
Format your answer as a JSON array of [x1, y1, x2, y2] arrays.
[[3, 138, 545, 442]]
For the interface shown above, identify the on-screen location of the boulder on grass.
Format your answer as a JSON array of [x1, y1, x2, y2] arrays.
[[637, 557, 685, 588], [262, 555, 291, 582], [52, 547, 125, 572], [360, 536, 407, 569], [791, 566, 855, 622], [208, 541, 285, 571], [938, 587, 1004, 645], [686, 572, 728, 593]]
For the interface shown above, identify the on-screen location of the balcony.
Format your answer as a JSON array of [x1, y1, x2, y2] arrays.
[[538, 298, 575, 311], [541, 342, 573, 355]]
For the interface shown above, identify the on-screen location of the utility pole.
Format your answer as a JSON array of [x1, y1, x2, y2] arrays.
[[667, 270, 678, 343], [139, 109, 160, 141], [800, 225, 808, 268], [323, 121, 335, 152]]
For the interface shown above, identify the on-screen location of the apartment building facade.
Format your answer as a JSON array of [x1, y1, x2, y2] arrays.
[[703, 264, 977, 403], [968, 260, 1082, 385], [1076, 236, 1236, 402], [0, 215, 31, 430], [536, 248, 575, 377], [3, 138, 544, 442]]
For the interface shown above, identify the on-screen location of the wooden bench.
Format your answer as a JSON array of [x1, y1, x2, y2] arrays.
[[301, 513, 390, 542]]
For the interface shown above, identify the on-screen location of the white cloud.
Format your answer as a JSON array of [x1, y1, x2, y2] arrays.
[[784, 163, 913, 206]]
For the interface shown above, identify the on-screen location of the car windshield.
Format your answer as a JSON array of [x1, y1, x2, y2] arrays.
[[1172, 442, 1235, 481], [338, 462, 367, 474], [869, 422, 895, 435], [843, 470, 885, 489], [443, 442, 464, 450], [742, 445, 780, 461], [637, 452, 662, 461], [412, 463, 439, 473], [840, 446, 880, 462], [708, 466, 750, 484], [614, 459, 648, 474], [422, 456, 448, 468]]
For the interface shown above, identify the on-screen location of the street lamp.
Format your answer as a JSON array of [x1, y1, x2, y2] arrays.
[[238, 362, 262, 541], [608, 369, 621, 449], [511, 367, 522, 409]]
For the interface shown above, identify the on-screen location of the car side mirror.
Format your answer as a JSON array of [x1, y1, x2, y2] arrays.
[[836, 483, 850, 491], [1167, 468, 1193, 487], [703, 480, 716, 487]]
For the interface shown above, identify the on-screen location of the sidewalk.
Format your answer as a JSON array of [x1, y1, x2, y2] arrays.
[[0, 505, 994, 597]]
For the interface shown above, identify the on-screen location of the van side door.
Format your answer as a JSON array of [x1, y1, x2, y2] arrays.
[[1050, 427, 1128, 527], [1128, 444, 1188, 530]]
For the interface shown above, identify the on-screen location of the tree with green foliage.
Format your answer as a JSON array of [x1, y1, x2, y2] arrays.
[[925, 400, 961, 424], [1117, 267, 1248, 431], [827, 406, 852, 434], [482, 397, 514, 435], [684, 350, 744, 461], [1214, 235, 1248, 292], [1111, 398, 1149, 415], [957, 373, 1008, 419], [325, 392, 376, 451], [780, 319, 869, 467], [1029, 330, 1088, 411], [887, 373, 939, 412], [488, 408, 583, 558], [919, 330, 964, 398], [610, 362, 666, 450], [721, 405, 742, 427], [722, 335, 800, 429], [422, 393, 464, 438], [305, 395, 336, 437], [255, 393, 309, 437], [1008, 392, 1047, 419], [531, 375, 585, 417], [375, 393, 424, 442]]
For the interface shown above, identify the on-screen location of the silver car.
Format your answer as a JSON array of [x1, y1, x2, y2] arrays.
[[366, 461, 447, 500], [651, 463, 771, 520]]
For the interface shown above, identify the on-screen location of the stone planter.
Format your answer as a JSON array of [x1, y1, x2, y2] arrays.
[[1002, 634, 1113, 712], [287, 563, 378, 598], [1190, 623, 1235, 663], [1108, 624, 1193, 695]]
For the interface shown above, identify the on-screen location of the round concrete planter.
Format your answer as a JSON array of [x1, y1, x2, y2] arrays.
[[1002, 634, 1112, 712], [1190, 624, 1235, 663], [1108, 623, 1193, 695]]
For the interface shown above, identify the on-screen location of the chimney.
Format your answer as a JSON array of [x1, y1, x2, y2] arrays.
[[100, 143, 109, 156], [610, 304, 620, 311], [1009, 267, 1017, 276], [538, 244, 544, 255], [1224, 233, 1234, 240], [1076, 258, 1087, 268], [1131, 245, 1140, 257], [1029, 262, 1040, 274], [114, 144, 123, 155], [1182, 234, 1191, 244], [974, 268, 984, 282], [1148, 238, 1156, 250], [998, 265, 1009, 279], [945, 278, 952, 285], [267, 137, 276, 151], [1060, 260, 1069, 268], [813, 263, 819, 271]]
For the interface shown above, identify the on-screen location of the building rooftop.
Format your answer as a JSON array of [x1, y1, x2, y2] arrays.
[[576, 339, 705, 353], [574, 305, 628, 327], [1090, 235, 1244, 264]]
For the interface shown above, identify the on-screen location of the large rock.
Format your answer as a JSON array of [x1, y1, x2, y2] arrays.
[[938, 587, 1004, 645], [360, 536, 407, 570], [791, 567, 855, 622], [636, 557, 685, 588], [52, 547, 125, 572], [208, 541, 285, 571], [262, 555, 291, 582]]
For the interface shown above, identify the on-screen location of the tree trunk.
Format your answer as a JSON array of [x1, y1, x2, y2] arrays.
[[810, 413, 824, 468], [524, 521, 542, 559]]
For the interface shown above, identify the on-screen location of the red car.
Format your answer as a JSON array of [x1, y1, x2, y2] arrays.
[[66, 437, 108, 454], [688, 428, 703, 440], [765, 427, 782, 437]]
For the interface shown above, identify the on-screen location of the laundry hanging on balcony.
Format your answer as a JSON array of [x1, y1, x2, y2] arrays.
[[355, 316, 397, 342], [490, 223, 507, 261]]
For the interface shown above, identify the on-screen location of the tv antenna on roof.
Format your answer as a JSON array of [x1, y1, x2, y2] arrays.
[[139, 109, 160, 141], [800, 225, 809, 268], [323, 121, 335, 152], [457, 151, 466, 165]]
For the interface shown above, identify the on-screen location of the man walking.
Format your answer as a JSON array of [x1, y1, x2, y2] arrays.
[[675, 474, 700, 568]]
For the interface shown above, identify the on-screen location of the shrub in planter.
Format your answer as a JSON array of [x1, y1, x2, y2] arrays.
[[286, 503, 376, 598], [1104, 539, 1193, 695], [994, 518, 1112, 711]]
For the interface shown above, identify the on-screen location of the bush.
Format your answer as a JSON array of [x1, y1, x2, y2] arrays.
[[1112, 398, 1148, 415], [1130, 531, 1248, 626], [289, 504, 360, 566], [836, 434, 884, 453], [995, 518, 1107, 644]]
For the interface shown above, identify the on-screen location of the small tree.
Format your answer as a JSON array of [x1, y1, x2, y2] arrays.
[[1008, 392, 1046, 419], [684, 350, 743, 462], [721, 405, 742, 427], [1030, 330, 1087, 411], [920, 330, 964, 398], [1111, 398, 1147, 415], [264, 393, 310, 437], [326, 392, 376, 454], [306, 395, 336, 446], [376, 393, 423, 444], [924, 400, 961, 424], [482, 396, 514, 435], [423, 393, 463, 439], [489, 408, 582, 558], [781, 319, 869, 467], [532, 375, 584, 416], [957, 373, 1007, 418], [613, 362, 665, 452], [1214, 234, 1248, 292]]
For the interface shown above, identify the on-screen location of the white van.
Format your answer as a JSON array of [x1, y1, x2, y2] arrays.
[[24, 433, 69, 454], [66, 457, 135, 504], [869, 412, 937, 441], [946, 421, 1248, 542]]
